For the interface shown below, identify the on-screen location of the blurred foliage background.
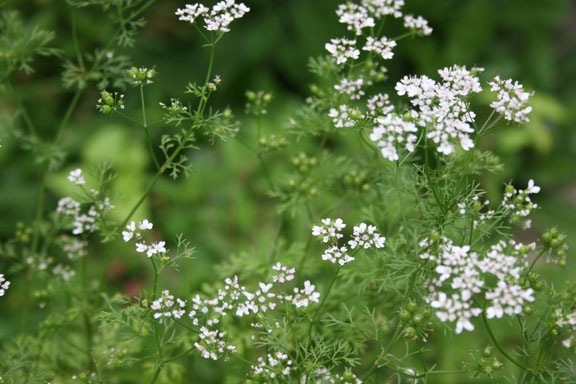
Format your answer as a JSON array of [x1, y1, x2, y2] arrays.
[[2, 0, 575, 268], [0, 0, 575, 380]]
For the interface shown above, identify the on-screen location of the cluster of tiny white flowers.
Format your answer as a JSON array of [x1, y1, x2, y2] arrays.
[[0, 274, 10, 297], [336, 3, 375, 35], [555, 309, 576, 348], [195, 327, 237, 360], [272, 262, 295, 283], [349, 223, 386, 249], [420, 237, 534, 334], [328, 104, 360, 128], [363, 36, 397, 60], [249, 351, 293, 380], [403, 14, 433, 36], [361, 0, 403, 18], [489, 76, 533, 124], [52, 264, 76, 281], [312, 218, 385, 266], [122, 220, 167, 257], [325, 38, 360, 65], [334, 78, 366, 100], [369, 113, 418, 161], [395, 65, 483, 155], [501, 179, 541, 228], [311, 367, 364, 383], [59, 235, 88, 260], [151, 290, 187, 323], [312, 218, 347, 243], [175, 1, 250, 33], [151, 263, 319, 360], [366, 93, 394, 116], [57, 196, 113, 235], [67, 168, 85, 185]]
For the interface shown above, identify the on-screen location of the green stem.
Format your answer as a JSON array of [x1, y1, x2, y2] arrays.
[[55, 88, 83, 142], [140, 85, 160, 170], [120, 42, 217, 228], [480, 311, 530, 372]]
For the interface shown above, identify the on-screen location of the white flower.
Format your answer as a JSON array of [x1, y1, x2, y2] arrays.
[[403, 14, 432, 36], [488, 76, 533, 123], [328, 104, 359, 128], [361, 0, 404, 18], [325, 38, 360, 65], [366, 93, 395, 116], [348, 223, 386, 249], [0, 274, 10, 297], [334, 78, 366, 100], [312, 218, 346, 242], [363, 36, 397, 60], [395, 65, 482, 155], [176, 1, 250, 33], [336, 3, 375, 35], [67, 168, 86, 185], [369, 113, 418, 161]]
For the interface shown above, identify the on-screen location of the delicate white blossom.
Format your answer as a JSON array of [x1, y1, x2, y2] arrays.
[[328, 105, 359, 128], [489, 76, 533, 123], [369, 113, 418, 161], [0, 274, 10, 297], [422, 237, 533, 334], [403, 14, 432, 36], [67, 169, 85, 185], [334, 78, 366, 100], [151, 290, 187, 322], [325, 38, 360, 65], [176, 1, 250, 33], [395, 65, 482, 155], [363, 36, 397, 60], [336, 3, 375, 35]]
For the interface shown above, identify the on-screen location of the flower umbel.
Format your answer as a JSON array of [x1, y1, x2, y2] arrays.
[[176, 1, 250, 33]]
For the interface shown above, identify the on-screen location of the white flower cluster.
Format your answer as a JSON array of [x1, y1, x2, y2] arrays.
[[326, 0, 429, 66], [249, 351, 293, 381], [122, 220, 167, 258], [366, 93, 394, 117], [328, 104, 361, 128], [0, 274, 10, 297], [67, 168, 85, 185], [363, 36, 397, 60], [369, 113, 418, 161], [325, 38, 360, 65], [395, 65, 483, 155], [312, 218, 385, 266], [151, 290, 187, 323], [59, 235, 88, 260], [420, 238, 535, 334], [57, 196, 113, 235], [489, 75, 533, 123], [175, 1, 250, 33], [151, 263, 319, 360], [403, 14, 433, 36], [555, 309, 576, 348], [334, 78, 366, 100]]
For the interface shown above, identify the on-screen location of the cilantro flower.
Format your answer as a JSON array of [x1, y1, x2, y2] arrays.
[[176, 1, 250, 33]]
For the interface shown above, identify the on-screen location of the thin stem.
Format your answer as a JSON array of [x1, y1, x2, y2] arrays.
[[120, 42, 217, 227], [480, 311, 530, 372], [140, 85, 160, 170], [55, 88, 83, 142]]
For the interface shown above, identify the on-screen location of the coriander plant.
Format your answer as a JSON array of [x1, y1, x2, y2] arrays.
[[0, 0, 574, 383]]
